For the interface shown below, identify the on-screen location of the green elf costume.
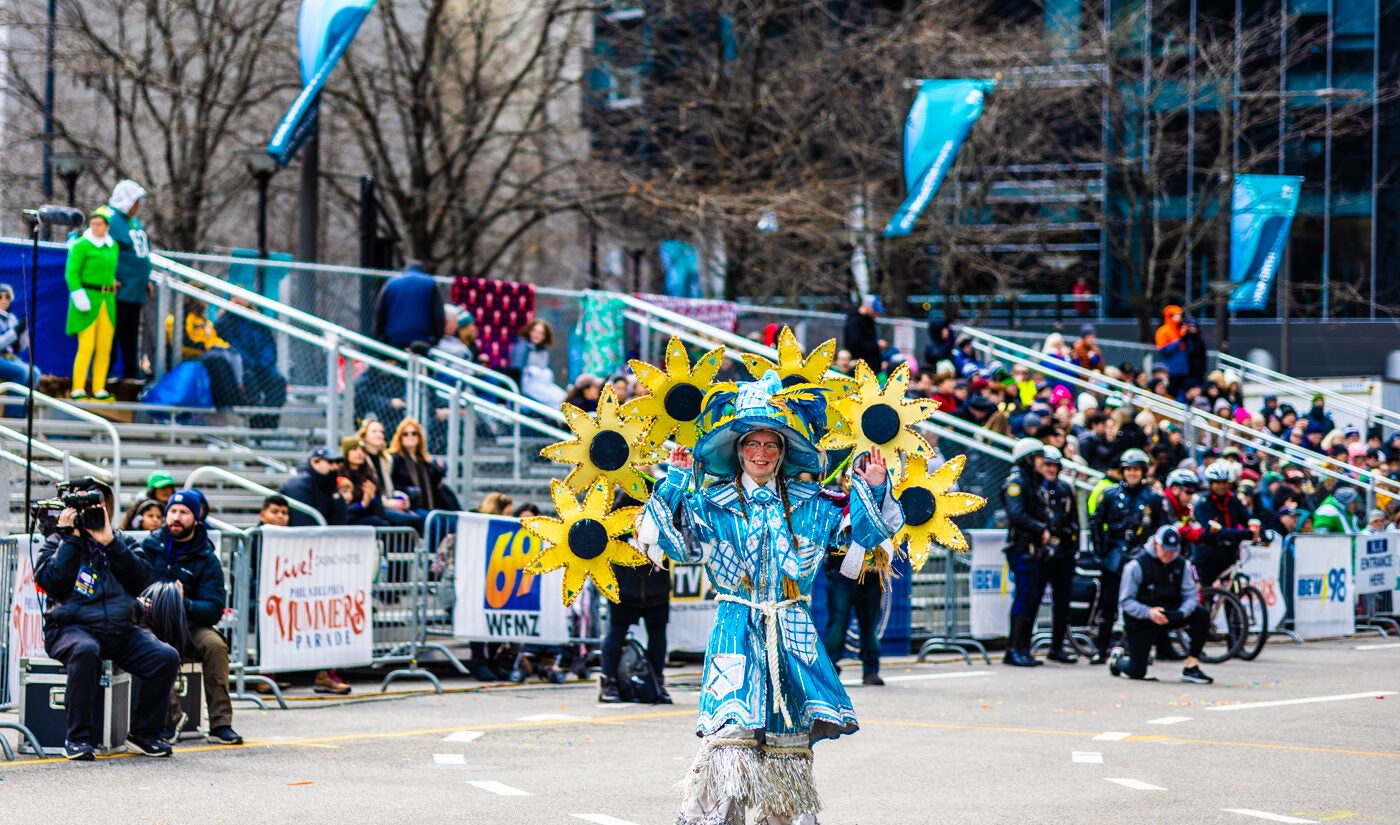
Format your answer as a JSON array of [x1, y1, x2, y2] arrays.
[[64, 211, 119, 400]]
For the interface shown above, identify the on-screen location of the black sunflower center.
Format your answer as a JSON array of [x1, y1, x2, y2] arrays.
[[589, 430, 630, 471], [781, 373, 807, 389], [899, 487, 937, 526], [568, 518, 610, 560], [861, 404, 902, 444], [663, 383, 704, 423]]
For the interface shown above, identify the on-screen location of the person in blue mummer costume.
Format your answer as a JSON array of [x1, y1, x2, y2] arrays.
[[638, 372, 904, 825]]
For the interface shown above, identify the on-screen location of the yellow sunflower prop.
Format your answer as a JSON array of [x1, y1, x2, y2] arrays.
[[521, 479, 647, 605], [820, 361, 938, 460], [541, 385, 664, 498], [891, 454, 987, 568], [622, 336, 726, 447]]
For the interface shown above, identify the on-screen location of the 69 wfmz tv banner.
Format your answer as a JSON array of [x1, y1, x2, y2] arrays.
[[454, 513, 571, 644]]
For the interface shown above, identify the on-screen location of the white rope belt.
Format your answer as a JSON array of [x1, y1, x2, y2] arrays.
[[714, 593, 811, 727]]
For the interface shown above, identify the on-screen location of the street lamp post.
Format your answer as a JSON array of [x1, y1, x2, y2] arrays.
[[49, 152, 95, 206], [235, 149, 280, 296]]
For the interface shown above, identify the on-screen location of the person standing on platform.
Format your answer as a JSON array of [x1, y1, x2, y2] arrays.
[[64, 211, 119, 400], [102, 180, 154, 383]]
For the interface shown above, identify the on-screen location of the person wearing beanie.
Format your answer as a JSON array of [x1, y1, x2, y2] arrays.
[[100, 179, 154, 382], [138, 488, 242, 745], [1311, 486, 1362, 535], [63, 210, 119, 400], [1365, 509, 1387, 533]]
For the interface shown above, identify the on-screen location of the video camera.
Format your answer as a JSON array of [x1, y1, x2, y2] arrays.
[[31, 481, 109, 536]]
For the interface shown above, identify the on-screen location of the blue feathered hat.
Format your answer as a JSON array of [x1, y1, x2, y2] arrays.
[[692, 371, 830, 479]]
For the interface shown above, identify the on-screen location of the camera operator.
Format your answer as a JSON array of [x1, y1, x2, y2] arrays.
[[137, 489, 242, 745], [33, 478, 180, 760]]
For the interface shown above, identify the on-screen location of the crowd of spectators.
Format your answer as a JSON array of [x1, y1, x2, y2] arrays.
[[877, 313, 1400, 537]]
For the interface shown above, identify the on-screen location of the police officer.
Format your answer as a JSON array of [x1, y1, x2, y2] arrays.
[[1109, 526, 1214, 684], [1086, 449, 1165, 664], [1039, 446, 1081, 663], [1002, 437, 1050, 667]]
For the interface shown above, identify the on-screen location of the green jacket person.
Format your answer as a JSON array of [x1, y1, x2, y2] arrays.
[[64, 211, 119, 400]]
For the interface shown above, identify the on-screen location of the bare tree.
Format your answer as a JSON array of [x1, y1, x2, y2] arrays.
[[0, 0, 298, 249], [319, 0, 600, 281]]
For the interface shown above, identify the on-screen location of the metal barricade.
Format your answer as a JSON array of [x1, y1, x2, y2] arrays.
[[0, 536, 45, 758], [912, 548, 990, 665], [370, 526, 444, 692], [419, 511, 472, 675]]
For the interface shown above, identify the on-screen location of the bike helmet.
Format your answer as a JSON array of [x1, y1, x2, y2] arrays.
[[1041, 445, 1063, 465], [1166, 468, 1200, 489], [1012, 437, 1046, 463], [1118, 448, 1150, 469], [1203, 463, 1234, 483]]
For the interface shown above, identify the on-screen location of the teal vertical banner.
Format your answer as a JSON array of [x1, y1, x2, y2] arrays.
[[660, 239, 701, 298], [267, 0, 379, 167], [883, 79, 996, 239], [1227, 174, 1303, 312]]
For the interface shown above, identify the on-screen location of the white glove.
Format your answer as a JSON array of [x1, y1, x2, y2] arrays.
[[70, 290, 91, 313]]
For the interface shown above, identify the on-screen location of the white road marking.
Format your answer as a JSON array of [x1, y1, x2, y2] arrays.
[[1222, 809, 1319, 823], [1205, 691, 1396, 712], [467, 780, 532, 796], [1146, 716, 1193, 725], [433, 753, 466, 765], [443, 731, 485, 743], [1351, 642, 1400, 650], [839, 671, 995, 686], [1105, 778, 1166, 791], [1093, 731, 1132, 741], [516, 713, 585, 722], [572, 816, 643, 825], [1072, 751, 1103, 764]]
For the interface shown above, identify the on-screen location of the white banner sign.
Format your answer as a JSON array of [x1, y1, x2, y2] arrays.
[[1237, 539, 1286, 632], [1354, 533, 1397, 596], [258, 526, 376, 672], [1290, 534, 1355, 640], [454, 513, 570, 644], [968, 529, 1011, 640], [6, 539, 46, 702]]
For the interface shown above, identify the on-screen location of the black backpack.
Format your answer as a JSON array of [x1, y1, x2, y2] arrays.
[[615, 637, 660, 704]]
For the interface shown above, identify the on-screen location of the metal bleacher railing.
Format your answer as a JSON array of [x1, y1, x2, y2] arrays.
[[958, 327, 1400, 507], [149, 254, 570, 506], [1220, 352, 1400, 438]]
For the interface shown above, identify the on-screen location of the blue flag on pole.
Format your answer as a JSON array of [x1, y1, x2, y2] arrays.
[[883, 79, 996, 239], [660, 240, 701, 299], [1227, 174, 1303, 312], [267, 0, 378, 167]]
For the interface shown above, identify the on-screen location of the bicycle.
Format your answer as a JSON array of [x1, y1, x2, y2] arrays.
[[1168, 571, 1250, 664], [1215, 552, 1270, 661]]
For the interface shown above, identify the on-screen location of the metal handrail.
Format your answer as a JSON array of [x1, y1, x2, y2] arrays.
[[0, 423, 112, 481], [958, 328, 1400, 498], [0, 449, 64, 481], [183, 465, 326, 525], [1219, 352, 1400, 435], [0, 383, 123, 504]]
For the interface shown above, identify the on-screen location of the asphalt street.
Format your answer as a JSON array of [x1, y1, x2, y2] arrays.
[[2, 637, 1397, 824]]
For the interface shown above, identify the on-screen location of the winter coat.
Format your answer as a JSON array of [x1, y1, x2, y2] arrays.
[[279, 463, 350, 526], [63, 231, 119, 335], [390, 453, 460, 512], [373, 267, 445, 350], [138, 525, 227, 628], [35, 530, 150, 644], [921, 320, 955, 372], [100, 205, 153, 305], [843, 311, 882, 371], [215, 312, 278, 369], [1154, 305, 1183, 348]]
